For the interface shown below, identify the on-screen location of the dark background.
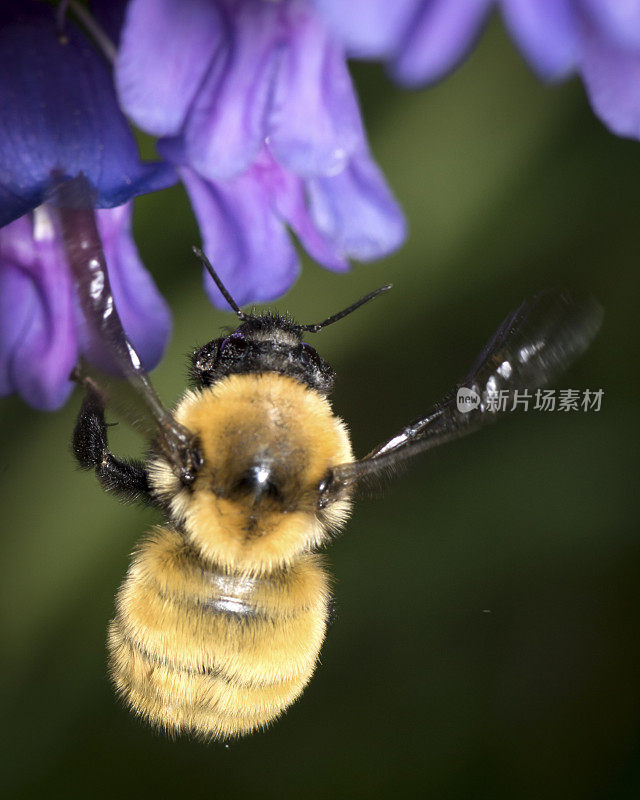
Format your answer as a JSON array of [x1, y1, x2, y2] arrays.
[[2, 18, 640, 799]]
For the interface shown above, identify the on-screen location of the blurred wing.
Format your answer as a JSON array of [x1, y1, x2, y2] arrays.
[[51, 175, 200, 484], [322, 291, 602, 501]]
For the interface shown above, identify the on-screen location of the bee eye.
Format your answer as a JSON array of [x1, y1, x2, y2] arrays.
[[221, 334, 248, 354], [300, 342, 315, 355]]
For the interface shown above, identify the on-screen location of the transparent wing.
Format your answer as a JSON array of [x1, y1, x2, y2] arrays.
[[73, 359, 165, 443], [321, 291, 603, 501], [51, 175, 200, 484]]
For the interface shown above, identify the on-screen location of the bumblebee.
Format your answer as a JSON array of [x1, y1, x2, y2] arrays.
[[70, 235, 601, 739]]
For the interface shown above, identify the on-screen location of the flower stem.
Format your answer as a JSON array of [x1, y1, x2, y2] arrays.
[[59, 0, 118, 64]]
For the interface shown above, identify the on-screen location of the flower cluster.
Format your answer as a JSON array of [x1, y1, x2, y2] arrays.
[[0, 0, 405, 409], [1, 0, 640, 411]]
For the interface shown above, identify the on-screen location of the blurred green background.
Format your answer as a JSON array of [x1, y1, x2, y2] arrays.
[[2, 17, 640, 800]]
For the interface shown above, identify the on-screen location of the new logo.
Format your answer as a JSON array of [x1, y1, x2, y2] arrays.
[[456, 387, 481, 413]]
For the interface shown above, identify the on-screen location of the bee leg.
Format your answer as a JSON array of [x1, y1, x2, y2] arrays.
[[72, 377, 155, 506]]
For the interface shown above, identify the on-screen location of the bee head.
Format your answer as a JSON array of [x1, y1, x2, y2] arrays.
[[189, 316, 335, 394], [189, 248, 391, 395]]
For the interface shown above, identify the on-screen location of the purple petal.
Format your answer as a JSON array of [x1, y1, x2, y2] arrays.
[[310, 0, 416, 58], [255, 149, 348, 271], [0, 3, 176, 227], [181, 2, 281, 182], [306, 150, 406, 261], [0, 212, 76, 410], [180, 167, 299, 309], [580, 19, 640, 139], [0, 261, 32, 398], [92, 204, 171, 371], [581, 0, 640, 52], [267, 4, 364, 177], [393, 0, 492, 86], [116, 0, 224, 136], [500, 0, 579, 80]]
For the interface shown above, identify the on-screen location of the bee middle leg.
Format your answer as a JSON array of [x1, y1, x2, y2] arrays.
[[71, 374, 154, 505]]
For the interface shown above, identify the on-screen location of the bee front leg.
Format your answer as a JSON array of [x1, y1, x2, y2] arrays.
[[71, 374, 155, 506]]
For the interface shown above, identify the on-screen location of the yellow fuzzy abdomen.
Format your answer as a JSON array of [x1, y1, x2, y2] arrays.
[[107, 527, 330, 740]]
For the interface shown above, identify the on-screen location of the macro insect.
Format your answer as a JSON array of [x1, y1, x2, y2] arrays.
[[60, 177, 601, 741]]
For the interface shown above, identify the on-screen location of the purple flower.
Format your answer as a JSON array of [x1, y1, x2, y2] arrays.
[[0, 4, 175, 226], [569, 2, 640, 139], [311, 0, 492, 85], [0, 3, 174, 409], [313, 0, 640, 142], [503, 0, 640, 139], [115, 0, 406, 308], [0, 204, 170, 410]]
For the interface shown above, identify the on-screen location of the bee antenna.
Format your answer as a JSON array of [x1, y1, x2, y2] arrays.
[[192, 246, 248, 320], [296, 284, 393, 333]]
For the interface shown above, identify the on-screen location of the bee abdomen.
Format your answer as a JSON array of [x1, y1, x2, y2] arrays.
[[108, 527, 330, 739]]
